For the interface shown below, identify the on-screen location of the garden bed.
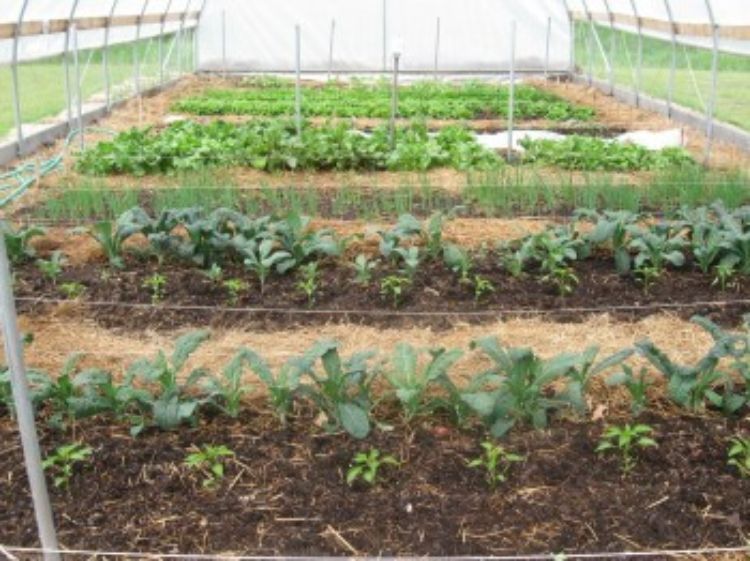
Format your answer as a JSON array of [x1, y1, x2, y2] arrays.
[[1, 412, 748, 556]]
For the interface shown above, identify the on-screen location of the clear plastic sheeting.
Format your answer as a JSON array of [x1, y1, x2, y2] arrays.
[[197, 0, 571, 73]]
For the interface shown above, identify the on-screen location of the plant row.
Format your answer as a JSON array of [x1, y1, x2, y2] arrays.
[[7, 201, 750, 301], [76, 121, 502, 176], [172, 79, 596, 121], [2, 315, 750, 446], [75, 120, 695, 176]]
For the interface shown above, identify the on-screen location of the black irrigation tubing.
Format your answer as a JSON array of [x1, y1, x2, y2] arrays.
[[15, 296, 750, 318]]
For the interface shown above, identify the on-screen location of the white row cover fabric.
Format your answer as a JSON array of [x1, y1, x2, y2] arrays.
[[0, 0, 200, 64], [197, 0, 571, 73]]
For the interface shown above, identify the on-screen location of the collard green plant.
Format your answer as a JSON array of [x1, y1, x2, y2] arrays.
[[386, 343, 464, 421], [126, 330, 212, 435], [577, 209, 638, 274], [0, 222, 45, 264], [606, 365, 653, 416], [353, 254, 378, 285], [203, 351, 255, 418], [240, 238, 293, 294]]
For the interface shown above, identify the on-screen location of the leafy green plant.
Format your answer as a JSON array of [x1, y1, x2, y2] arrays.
[[727, 436, 750, 478], [296, 341, 379, 439], [443, 243, 472, 282], [202, 351, 255, 418], [606, 365, 653, 416], [185, 444, 234, 488], [59, 282, 85, 300], [125, 331, 212, 434], [596, 424, 657, 474], [42, 443, 93, 488], [36, 251, 66, 285], [394, 246, 421, 280], [468, 441, 523, 488], [143, 273, 167, 304], [380, 275, 411, 308], [241, 238, 293, 294], [577, 209, 638, 274], [0, 222, 45, 264], [461, 337, 576, 437], [236, 349, 304, 425], [222, 278, 248, 306], [346, 448, 399, 486], [386, 343, 464, 421], [353, 254, 378, 285], [473, 275, 495, 303], [205, 263, 224, 283], [296, 262, 319, 307]]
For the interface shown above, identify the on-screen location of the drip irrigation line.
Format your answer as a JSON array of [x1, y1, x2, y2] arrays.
[[2, 544, 749, 560], [15, 296, 750, 318]]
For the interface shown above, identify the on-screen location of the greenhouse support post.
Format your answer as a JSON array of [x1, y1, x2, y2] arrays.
[[63, 0, 81, 129], [382, 0, 388, 71], [704, 0, 719, 165], [390, 51, 401, 146], [72, 24, 84, 150], [10, 0, 29, 153], [134, 0, 150, 98], [195, 0, 208, 72], [328, 19, 336, 81], [544, 16, 551, 79], [159, 0, 174, 85], [507, 20, 516, 162], [103, 0, 119, 110], [434, 17, 441, 80], [663, 0, 677, 117], [179, 0, 196, 76], [601, 0, 616, 93], [295, 24, 302, 136], [629, 0, 643, 107], [0, 235, 60, 561], [561, 0, 575, 74], [221, 9, 227, 77]]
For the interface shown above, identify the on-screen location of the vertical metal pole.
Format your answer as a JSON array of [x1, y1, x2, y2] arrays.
[[72, 24, 84, 149], [63, 0, 82, 128], [134, 0, 150, 97], [580, 0, 594, 85], [103, 0, 119, 110], [328, 18, 336, 81], [390, 53, 400, 146], [0, 235, 61, 561], [295, 24, 302, 136], [221, 9, 227, 78], [561, 0, 574, 74], [195, 0, 208, 72], [544, 16, 551, 79], [159, 0, 173, 85], [703, 0, 719, 165], [602, 0, 617, 93], [663, 0, 677, 117], [629, 0, 643, 107], [434, 16, 441, 80], [179, 0, 195, 77], [382, 0, 387, 72], [581, 0, 612, 90], [508, 20, 516, 162], [10, 0, 29, 153]]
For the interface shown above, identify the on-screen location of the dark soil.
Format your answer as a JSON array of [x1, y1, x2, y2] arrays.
[[12, 255, 750, 331], [1, 411, 748, 556]]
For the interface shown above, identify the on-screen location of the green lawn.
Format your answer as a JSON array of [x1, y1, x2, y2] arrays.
[[0, 33, 191, 140], [576, 23, 750, 131]]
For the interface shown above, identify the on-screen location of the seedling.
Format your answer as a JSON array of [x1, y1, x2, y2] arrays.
[[353, 254, 378, 285], [596, 424, 657, 474], [42, 442, 93, 488], [346, 448, 399, 486], [59, 281, 86, 300], [36, 251, 66, 285], [468, 441, 523, 489], [223, 278, 248, 306], [184, 444, 234, 488], [296, 262, 319, 307], [143, 273, 167, 304], [712, 261, 737, 292], [606, 365, 653, 416], [473, 275, 495, 303], [635, 264, 661, 293], [380, 275, 411, 308], [205, 263, 224, 283], [542, 265, 579, 297], [727, 436, 750, 478]]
